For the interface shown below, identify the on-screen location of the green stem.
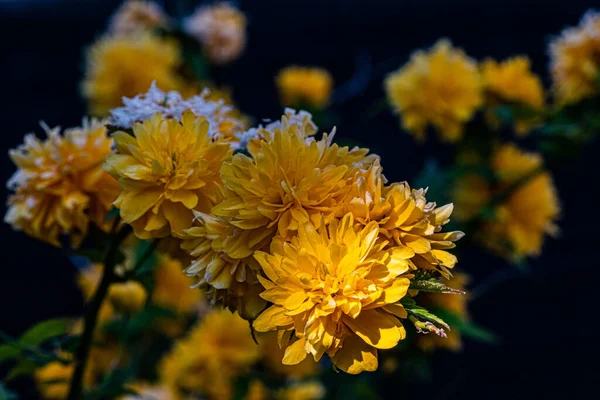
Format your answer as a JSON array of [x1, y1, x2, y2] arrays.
[[0, 330, 69, 364], [66, 224, 131, 400]]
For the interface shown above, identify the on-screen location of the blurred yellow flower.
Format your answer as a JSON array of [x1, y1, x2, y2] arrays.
[[35, 362, 73, 399], [343, 163, 464, 278], [160, 310, 260, 400], [418, 273, 469, 352], [183, 2, 246, 64], [484, 144, 560, 258], [5, 119, 119, 247], [481, 56, 545, 134], [253, 214, 411, 374], [276, 382, 326, 400], [550, 10, 600, 104], [107, 280, 147, 313], [109, 0, 167, 36], [276, 66, 333, 109], [78, 263, 147, 315], [259, 331, 320, 379], [82, 34, 182, 116], [34, 359, 95, 399], [385, 39, 482, 142], [105, 112, 232, 239], [152, 254, 203, 315]]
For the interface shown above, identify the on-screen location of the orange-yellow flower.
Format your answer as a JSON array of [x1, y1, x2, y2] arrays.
[[484, 144, 560, 258], [82, 34, 183, 116], [104, 112, 232, 239], [385, 39, 483, 142], [275, 382, 326, 400], [342, 162, 464, 278], [183, 2, 246, 64], [253, 213, 411, 374], [5, 120, 119, 247], [259, 331, 320, 379], [276, 66, 333, 109], [160, 309, 260, 400], [550, 10, 600, 104], [481, 56, 545, 134]]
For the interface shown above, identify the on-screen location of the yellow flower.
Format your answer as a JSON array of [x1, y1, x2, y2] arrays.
[[34, 359, 96, 399], [550, 10, 600, 104], [481, 56, 545, 135], [152, 254, 204, 315], [108, 0, 167, 36], [160, 310, 260, 400], [343, 162, 464, 278], [105, 112, 232, 239], [276, 66, 333, 109], [179, 211, 266, 320], [82, 34, 182, 116], [183, 2, 246, 64], [5, 120, 119, 247], [253, 213, 411, 374], [418, 273, 469, 352], [35, 362, 73, 399], [484, 144, 560, 258], [214, 114, 374, 242], [78, 263, 147, 314], [107, 281, 147, 313], [385, 39, 483, 142], [260, 331, 320, 379], [276, 382, 326, 400]]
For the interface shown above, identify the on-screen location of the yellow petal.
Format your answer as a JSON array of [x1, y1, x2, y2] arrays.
[[342, 310, 402, 349], [253, 306, 293, 332], [282, 337, 308, 365], [118, 189, 162, 223], [330, 334, 378, 374]]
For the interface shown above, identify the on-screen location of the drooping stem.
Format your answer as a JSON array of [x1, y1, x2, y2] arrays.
[[66, 224, 131, 400]]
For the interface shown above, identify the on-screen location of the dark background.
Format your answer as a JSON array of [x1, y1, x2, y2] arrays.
[[1, 0, 599, 398]]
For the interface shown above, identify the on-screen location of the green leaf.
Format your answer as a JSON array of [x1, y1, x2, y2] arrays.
[[133, 239, 159, 278], [409, 279, 466, 294], [0, 344, 21, 364], [6, 358, 39, 382], [402, 299, 450, 332], [414, 159, 449, 204], [20, 318, 71, 346]]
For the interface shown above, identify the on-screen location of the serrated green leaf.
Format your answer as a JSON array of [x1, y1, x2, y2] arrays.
[[20, 318, 71, 346], [409, 280, 466, 294]]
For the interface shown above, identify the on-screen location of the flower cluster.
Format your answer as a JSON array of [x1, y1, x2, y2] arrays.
[[5, 119, 119, 247], [453, 144, 560, 259], [550, 10, 600, 104], [385, 40, 482, 142]]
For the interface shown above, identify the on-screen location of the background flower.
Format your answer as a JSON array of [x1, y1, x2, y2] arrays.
[[5, 119, 119, 247], [276, 66, 333, 109], [82, 34, 183, 116], [385, 39, 483, 142]]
